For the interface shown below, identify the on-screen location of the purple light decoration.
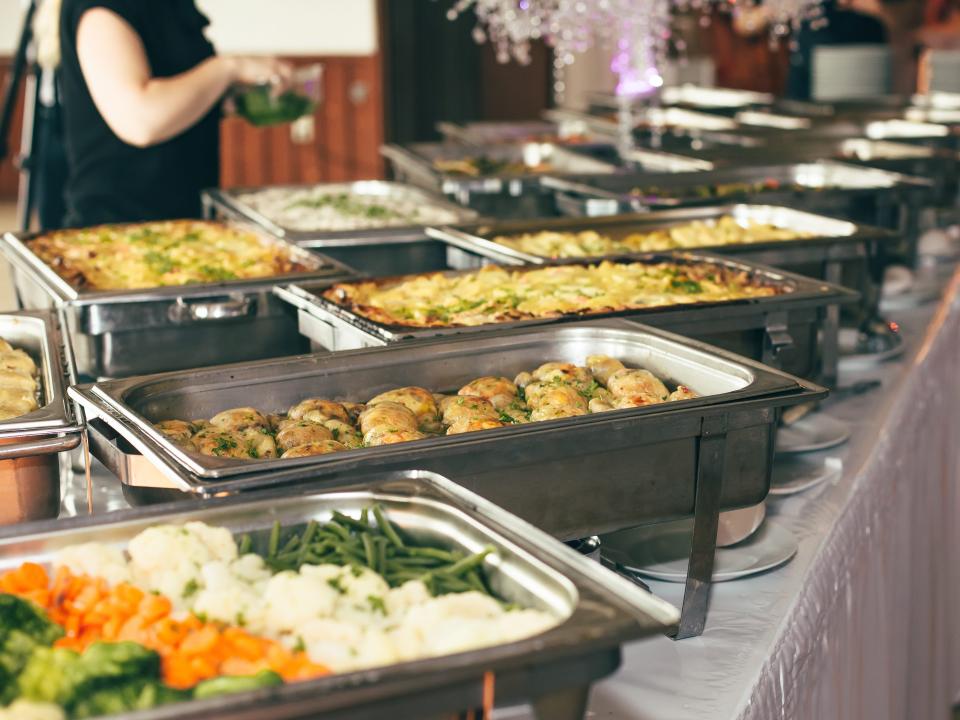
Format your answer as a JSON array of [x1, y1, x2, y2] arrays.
[[611, 40, 663, 97], [519, 0, 530, 9]]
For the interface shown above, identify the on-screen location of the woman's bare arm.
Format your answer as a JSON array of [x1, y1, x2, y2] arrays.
[[76, 7, 289, 147]]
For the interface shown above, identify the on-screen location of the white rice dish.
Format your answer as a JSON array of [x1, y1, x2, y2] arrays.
[[56, 522, 558, 674], [237, 185, 463, 233]]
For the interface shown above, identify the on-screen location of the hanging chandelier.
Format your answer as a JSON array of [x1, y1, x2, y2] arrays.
[[446, 0, 825, 97]]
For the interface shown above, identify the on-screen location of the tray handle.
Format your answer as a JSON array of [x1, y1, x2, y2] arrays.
[[0, 434, 80, 460], [168, 294, 255, 323]]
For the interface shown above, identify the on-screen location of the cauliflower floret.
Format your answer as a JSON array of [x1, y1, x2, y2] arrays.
[[300, 620, 398, 672], [230, 553, 272, 584], [191, 560, 267, 633], [384, 580, 431, 620], [390, 592, 507, 659], [126, 523, 239, 600], [55, 543, 131, 586], [183, 522, 239, 563], [0, 701, 66, 720], [263, 570, 339, 634], [300, 618, 364, 671], [339, 566, 390, 606]]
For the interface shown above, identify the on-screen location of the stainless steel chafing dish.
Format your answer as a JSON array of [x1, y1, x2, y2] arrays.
[[203, 182, 479, 276], [203, 181, 479, 244], [0, 310, 83, 524], [381, 140, 620, 219], [543, 161, 933, 238], [274, 253, 855, 384], [0, 469, 680, 715], [69, 320, 823, 520], [426, 205, 896, 339], [1, 223, 357, 379]]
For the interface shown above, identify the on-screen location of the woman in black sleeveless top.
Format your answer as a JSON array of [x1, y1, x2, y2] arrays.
[[58, 0, 290, 226]]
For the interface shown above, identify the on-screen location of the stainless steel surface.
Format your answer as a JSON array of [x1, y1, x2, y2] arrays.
[[425, 204, 891, 267], [0, 469, 678, 719], [1, 224, 358, 378], [0, 310, 82, 524], [380, 140, 620, 198], [203, 181, 479, 244], [69, 321, 825, 541], [276, 252, 855, 383], [0, 311, 76, 437]]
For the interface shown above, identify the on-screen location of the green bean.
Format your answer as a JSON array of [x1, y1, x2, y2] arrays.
[[360, 507, 369, 526], [373, 505, 404, 549], [267, 521, 281, 557], [332, 511, 369, 532], [238, 534, 252, 555], [361, 533, 376, 571], [300, 520, 318, 547], [403, 547, 460, 561], [437, 547, 494, 577], [280, 534, 300, 554], [377, 539, 387, 577], [325, 521, 352, 541]]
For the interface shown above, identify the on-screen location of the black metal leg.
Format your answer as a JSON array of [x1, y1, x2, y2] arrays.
[[531, 684, 591, 720], [821, 259, 843, 388], [672, 416, 727, 640]]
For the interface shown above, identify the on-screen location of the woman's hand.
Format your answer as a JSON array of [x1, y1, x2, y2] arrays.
[[225, 56, 295, 89]]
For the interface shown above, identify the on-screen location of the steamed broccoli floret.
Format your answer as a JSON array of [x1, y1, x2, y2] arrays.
[[0, 595, 64, 703], [71, 680, 187, 719], [192, 670, 283, 700], [16, 647, 84, 706], [17, 642, 168, 715]]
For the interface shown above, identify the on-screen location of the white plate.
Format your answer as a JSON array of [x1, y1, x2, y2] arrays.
[[601, 520, 798, 583], [770, 454, 842, 495], [777, 413, 851, 453], [837, 327, 906, 370]]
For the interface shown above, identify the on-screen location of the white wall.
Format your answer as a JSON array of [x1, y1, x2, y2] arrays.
[[0, 1, 29, 55], [196, 0, 377, 56], [0, 0, 378, 56]]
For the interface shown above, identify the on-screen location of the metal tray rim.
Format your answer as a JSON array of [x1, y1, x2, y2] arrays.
[[204, 181, 480, 243], [0, 469, 678, 716], [0, 309, 80, 438], [69, 319, 821, 483], [424, 203, 897, 266], [277, 250, 858, 345], [0, 221, 357, 306]]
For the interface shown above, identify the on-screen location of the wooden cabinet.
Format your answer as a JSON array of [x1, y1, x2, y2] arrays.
[[220, 55, 385, 188]]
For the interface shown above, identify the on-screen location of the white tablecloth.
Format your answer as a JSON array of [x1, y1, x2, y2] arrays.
[[578, 270, 960, 720]]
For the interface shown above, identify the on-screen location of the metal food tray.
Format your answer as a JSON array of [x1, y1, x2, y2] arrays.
[[0, 469, 679, 716], [203, 181, 479, 244], [380, 140, 621, 197], [427, 206, 896, 356], [275, 253, 855, 384], [0, 310, 83, 524], [543, 160, 932, 221], [71, 324, 824, 638], [1, 222, 358, 379], [426, 204, 894, 267], [436, 120, 569, 145]]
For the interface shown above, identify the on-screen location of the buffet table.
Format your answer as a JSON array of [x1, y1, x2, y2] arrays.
[[550, 269, 959, 720]]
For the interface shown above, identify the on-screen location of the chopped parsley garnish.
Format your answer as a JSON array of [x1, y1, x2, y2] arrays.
[[182, 579, 200, 598], [367, 595, 387, 615], [327, 577, 346, 594]]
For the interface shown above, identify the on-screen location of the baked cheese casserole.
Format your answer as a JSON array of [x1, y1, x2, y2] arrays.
[[322, 261, 783, 328], [27, 220, 312, 291], [491, 216, 814, 258]]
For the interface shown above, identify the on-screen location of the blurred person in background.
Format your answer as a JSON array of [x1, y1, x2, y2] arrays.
[[733, 0, 921, 98], [41, 0, 292, 226]]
